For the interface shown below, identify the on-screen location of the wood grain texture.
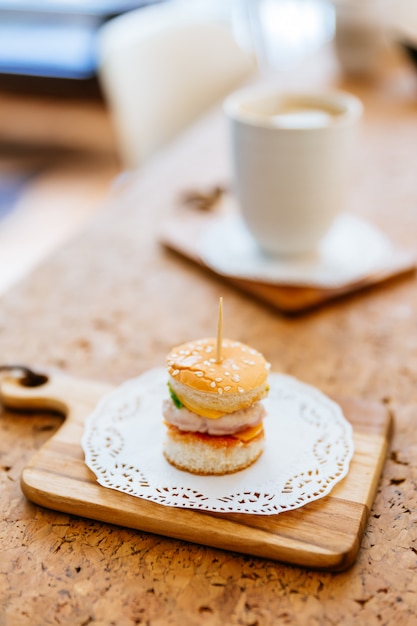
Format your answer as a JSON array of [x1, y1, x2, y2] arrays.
[[0, 372, 391, 572]]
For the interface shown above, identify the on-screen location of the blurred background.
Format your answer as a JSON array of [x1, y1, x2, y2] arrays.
[[0, 0, 415, 294]]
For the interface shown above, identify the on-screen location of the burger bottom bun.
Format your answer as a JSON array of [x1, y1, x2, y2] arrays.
[[163, 426, 264, 475]]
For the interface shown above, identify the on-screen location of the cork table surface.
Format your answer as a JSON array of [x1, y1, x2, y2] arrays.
[[1, 44, 417, 625]]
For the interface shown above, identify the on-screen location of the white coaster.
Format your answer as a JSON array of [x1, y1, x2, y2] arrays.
[[82, 368, 354, 516], [199, 213, 400, 288]]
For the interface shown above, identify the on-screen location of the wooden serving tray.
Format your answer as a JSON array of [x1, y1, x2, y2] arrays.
[[0, 370, 392, 572], [160, 207, 416, 314]]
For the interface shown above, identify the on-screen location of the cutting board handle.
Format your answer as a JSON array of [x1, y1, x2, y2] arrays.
[[0, 365, 112, 424], [0, 364, 49, 387]]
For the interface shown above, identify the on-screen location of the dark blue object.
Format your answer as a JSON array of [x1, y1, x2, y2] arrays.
[[0, 0, 163, 97]]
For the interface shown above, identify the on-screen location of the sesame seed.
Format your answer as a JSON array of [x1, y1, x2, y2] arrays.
[[238, 387, 244, 393], [210, 381, 216, 388], [215, 377, 222, 382], [232, 374, 240, 382], [172, 369, 179, 376], [205, 346, 213, 352], [224, 386, 231, 391], [224, 371, 230, 376], [217, 388, 223, 394], [196, 371, 204, 377], [209, 358, 216, 363], [232, 364, 239, 371]]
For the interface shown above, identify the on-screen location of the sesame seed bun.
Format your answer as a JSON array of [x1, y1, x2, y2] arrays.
[[167, 338, 270, 418], [163, 424, 265, 475]]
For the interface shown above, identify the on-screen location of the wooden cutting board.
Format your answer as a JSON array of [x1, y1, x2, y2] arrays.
[[0, 370, 392, 572]]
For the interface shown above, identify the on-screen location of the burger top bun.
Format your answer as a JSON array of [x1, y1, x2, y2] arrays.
[[167, 338, 270, 418]]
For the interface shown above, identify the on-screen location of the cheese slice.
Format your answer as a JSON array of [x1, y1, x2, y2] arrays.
[[180, 397, 225, 419], [231, 423, 264, 442]]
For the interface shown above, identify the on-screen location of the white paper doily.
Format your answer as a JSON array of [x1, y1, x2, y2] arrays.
[[81, 368, 354, 515], [200, 212, 399, 288]]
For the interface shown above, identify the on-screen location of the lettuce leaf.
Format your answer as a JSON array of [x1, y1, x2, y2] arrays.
[[167, 382, 184, 409]]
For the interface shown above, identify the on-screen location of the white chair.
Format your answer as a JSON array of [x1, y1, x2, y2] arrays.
[[97, 1, 256, 170]]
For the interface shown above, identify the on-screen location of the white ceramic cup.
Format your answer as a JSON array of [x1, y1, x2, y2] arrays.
[[224, 87, 363, 257]]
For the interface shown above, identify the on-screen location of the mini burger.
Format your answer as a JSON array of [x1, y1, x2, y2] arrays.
[[162, 338, 270, 475]]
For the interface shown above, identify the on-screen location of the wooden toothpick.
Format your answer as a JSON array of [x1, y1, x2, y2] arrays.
[[216, 297, 223, 363]]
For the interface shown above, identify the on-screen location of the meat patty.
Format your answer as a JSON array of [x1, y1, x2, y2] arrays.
[[162, 399, 266, 436]]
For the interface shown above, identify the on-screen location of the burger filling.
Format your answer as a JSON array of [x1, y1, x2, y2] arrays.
[[162, 398, 266, 436]]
